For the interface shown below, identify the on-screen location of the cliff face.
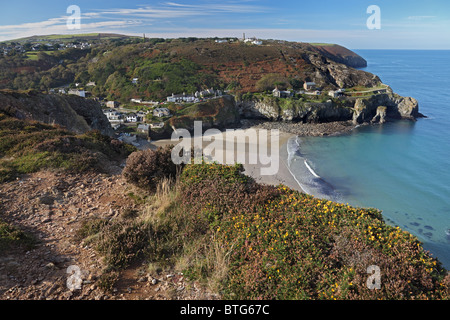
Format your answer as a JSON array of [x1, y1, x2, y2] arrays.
[[309, 44, 368, 68], [168, 95, 240, 133], [352, 93, 420, 124], [236, 92, 420, 124], [0, 90, 114, 136]]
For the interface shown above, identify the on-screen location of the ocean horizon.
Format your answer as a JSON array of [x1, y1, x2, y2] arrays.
[[287, 49, 450, 269]]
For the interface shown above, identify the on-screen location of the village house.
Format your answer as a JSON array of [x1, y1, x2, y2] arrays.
[[137, 124, 150, 135], [328, 89, 345, 98], [195, 88, 222, 98], [244, 37, 263, 45], [106, 101, 119, 109], [153, 107, 171, 118], [104, 110, 123, 121], [273, 87, 293, 98], [68, 89, 85, 97], [150, 122, 165, 129], [303, 82, 316, 90], [167, 93, 195, 103], [126, 113, 142, 123]]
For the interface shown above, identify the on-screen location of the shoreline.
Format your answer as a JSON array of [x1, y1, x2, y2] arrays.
[[146, 119, 366, 194], [148, 127, 304, 193], [239, 119, 363, 137]]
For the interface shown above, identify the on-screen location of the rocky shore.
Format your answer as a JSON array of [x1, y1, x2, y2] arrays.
[[239, 119, 362, 137]]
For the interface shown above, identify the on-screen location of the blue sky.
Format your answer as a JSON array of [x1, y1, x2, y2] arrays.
[[1, 0, 450, 49]]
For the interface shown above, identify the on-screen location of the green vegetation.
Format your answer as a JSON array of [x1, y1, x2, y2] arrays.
[[0, 113, 135, 183], [76, 153, 450, 299], [0, 218, 35, 252]]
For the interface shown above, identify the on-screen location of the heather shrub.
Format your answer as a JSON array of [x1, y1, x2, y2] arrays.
[[122, 145, 180, 190], [177, 163, 450, 300]]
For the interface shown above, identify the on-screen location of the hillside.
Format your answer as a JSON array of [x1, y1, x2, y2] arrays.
[[0, 37, 379, 103], [0, 89, 114, 136], [0, 110, 134, 183], [1, 140, 449, 300]]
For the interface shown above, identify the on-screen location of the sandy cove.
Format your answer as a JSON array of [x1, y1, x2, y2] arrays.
[[148, 128, 304, 193]]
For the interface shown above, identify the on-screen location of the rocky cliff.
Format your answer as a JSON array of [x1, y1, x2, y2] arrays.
[[352, 92, 420, 124], [309, 44, 368, 68], [236, 91, 420, 124], [0, 90, 114, 136]]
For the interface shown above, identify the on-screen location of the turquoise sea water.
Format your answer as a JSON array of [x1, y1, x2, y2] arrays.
[[287, 50, 450, 268]]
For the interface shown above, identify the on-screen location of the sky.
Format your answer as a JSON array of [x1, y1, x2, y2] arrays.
[[1, 0, 450, 49]]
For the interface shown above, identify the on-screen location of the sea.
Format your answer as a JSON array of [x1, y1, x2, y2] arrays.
[[286, 50, 450, 268]]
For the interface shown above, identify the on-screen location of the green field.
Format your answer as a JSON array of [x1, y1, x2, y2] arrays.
[[25, 51, 55, 60]]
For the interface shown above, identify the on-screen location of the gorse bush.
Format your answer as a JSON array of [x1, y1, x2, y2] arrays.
[[122, 145, 180, 190], [178, 162, 450, 300]]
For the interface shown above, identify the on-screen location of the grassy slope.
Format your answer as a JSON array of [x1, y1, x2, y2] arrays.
[[0, 112, 135, 183]]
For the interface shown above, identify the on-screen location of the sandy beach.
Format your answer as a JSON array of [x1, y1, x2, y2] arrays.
[[148, 128, 304, 193]]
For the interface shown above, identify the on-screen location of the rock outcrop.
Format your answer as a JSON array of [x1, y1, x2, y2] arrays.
[[237, 91, 420, 125], [0, 90, 114, 136], [352, 93, 420, 124]]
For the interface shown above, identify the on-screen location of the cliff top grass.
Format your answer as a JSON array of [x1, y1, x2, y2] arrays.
[[0, 113, 135, 183]]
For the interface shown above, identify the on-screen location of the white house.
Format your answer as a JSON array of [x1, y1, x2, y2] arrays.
[[167, 93, 195, 103], [273, 87, 293, 98], [132, 78, 139, 84], [244, 37, 263, 45], [104, 111, 123, 121], [126, 113, 142, 122], [150, 122, 165, 129], [153, 108, 171, 117], [137, 124, 150, 134], [215, 39, 228, 43], [68, 89, 85, 98], [106, 101, 119, 108], [328, 90, 338, 98], [303, 82, 316, 90]]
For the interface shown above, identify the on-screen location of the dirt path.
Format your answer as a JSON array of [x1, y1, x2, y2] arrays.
[[0, 169, 217, 300]]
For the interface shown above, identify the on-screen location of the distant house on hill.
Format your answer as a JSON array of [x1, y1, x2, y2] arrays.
[[150, 122, 164, 129], [273, 87, 293, 98], [153, 108, 171, 118], [303, 82, 316, 90], [68, 89, 85, 98], [167, 93, 195, 103], [106, 101, 119, 108], [126, 113, 142, 123], [244, 37, 263, 45], [137, 124, 150, 134]]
